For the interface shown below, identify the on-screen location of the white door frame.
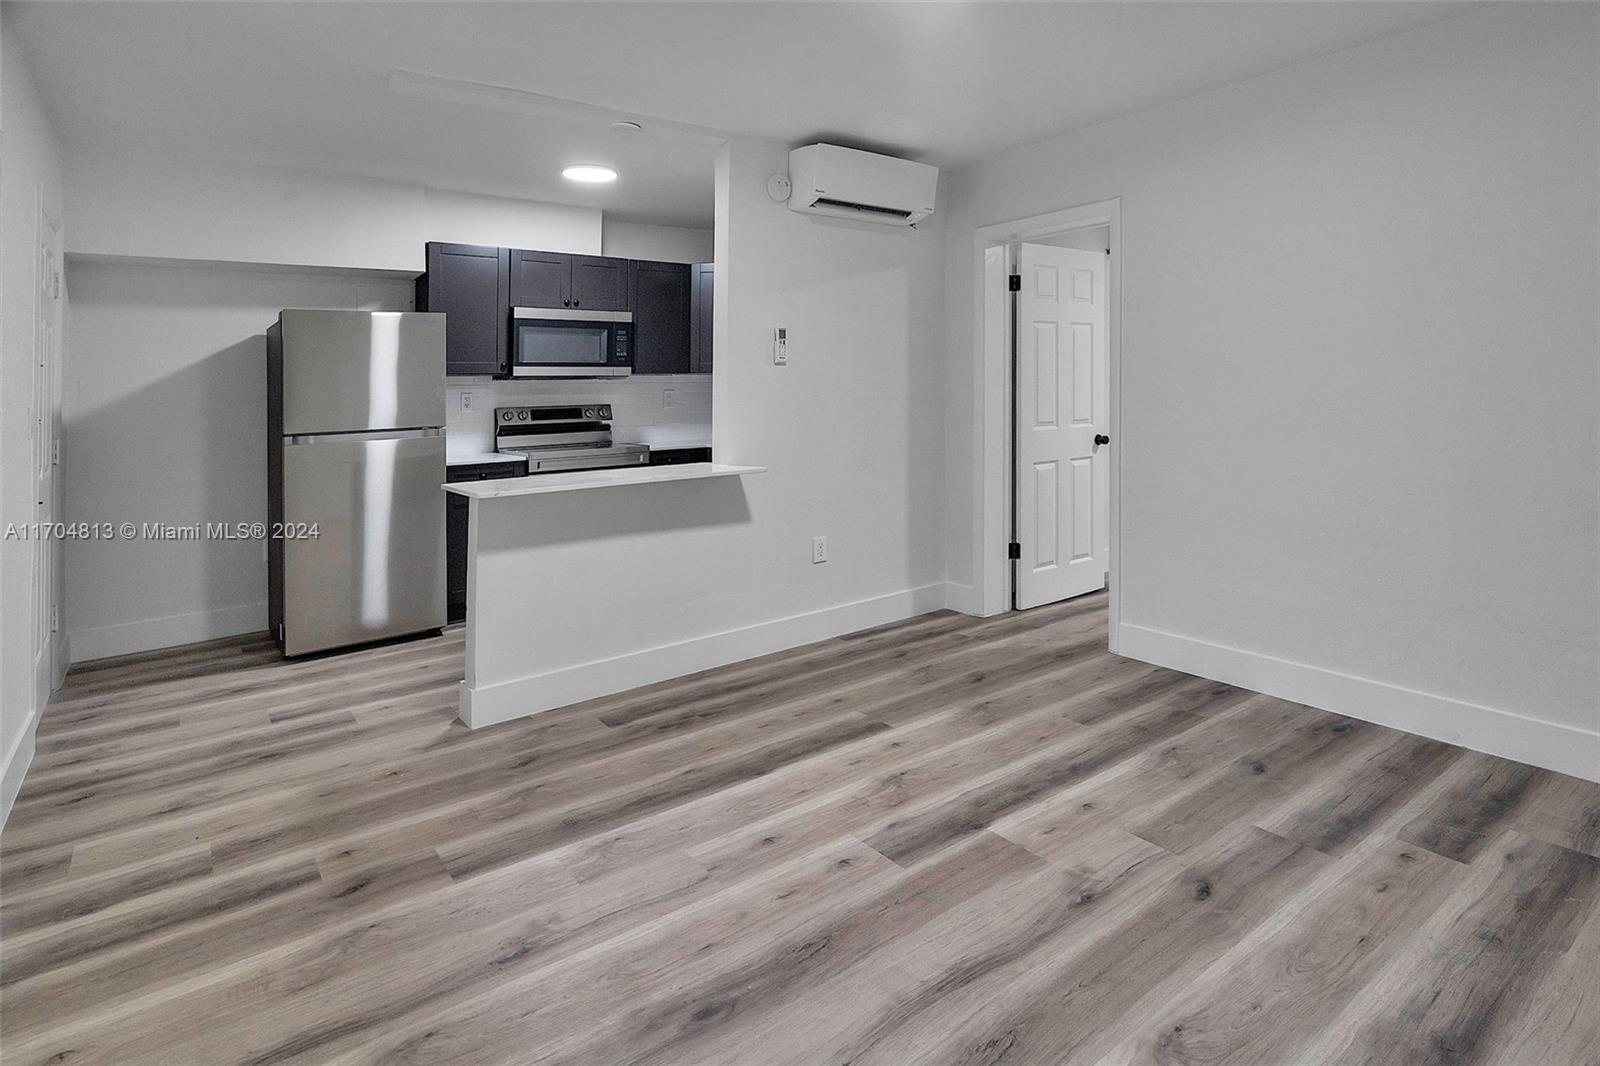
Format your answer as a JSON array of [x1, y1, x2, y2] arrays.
[[971, 198, 1121, 647]]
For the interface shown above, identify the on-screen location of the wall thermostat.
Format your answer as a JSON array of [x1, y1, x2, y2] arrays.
[[773, 327, 788, 365]]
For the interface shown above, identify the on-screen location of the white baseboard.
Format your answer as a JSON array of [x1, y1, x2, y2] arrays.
[[943, 582, 982, 616], [69, 600, 267, 664], [462, 583, 948, 729], [1, 707, 39, 832], [1117, 622, 1600, 783]]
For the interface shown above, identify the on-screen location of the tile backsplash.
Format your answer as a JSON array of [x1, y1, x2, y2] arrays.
[[446, 375, 712, 455]]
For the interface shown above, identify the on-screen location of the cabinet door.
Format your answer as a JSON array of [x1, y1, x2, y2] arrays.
[[629, 260, 691, 375], [420, 243, 508, 377], [689, 262, 714, 374], [649, 447, 712, 465], [509, 249, 571, 308], [445, 493, 468, 624], [569, 255, 630, 311]]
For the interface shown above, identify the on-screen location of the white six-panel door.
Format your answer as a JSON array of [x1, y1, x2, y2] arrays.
[[1015, 242, 1109, 610]]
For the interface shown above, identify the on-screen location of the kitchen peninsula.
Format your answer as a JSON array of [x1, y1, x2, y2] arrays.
[[446, 463, 764, 727]]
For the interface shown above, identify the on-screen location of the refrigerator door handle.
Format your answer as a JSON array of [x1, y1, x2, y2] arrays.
[[285, 427, 444, 445]]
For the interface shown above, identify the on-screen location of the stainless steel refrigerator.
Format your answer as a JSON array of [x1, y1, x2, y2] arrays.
[[267, 310, 447, 656]]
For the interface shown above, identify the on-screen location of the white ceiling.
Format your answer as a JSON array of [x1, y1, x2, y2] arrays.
[[7, 1, 1480, 228]]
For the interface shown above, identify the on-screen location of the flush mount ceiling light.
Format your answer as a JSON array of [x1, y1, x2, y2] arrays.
[[562, 164, 618, 184]]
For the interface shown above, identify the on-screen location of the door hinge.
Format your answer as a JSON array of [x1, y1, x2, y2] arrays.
[[1007, 275, 1021, 292], [1007, 542, 1021, 560]]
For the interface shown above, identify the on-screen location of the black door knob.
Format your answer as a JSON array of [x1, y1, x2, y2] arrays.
[[563, 300, 570, 307], [573, 300, 580, 307], [1094, 434, 1111, 446]]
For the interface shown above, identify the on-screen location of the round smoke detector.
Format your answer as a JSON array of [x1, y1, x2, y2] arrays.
[[766, 174, 792, 203]]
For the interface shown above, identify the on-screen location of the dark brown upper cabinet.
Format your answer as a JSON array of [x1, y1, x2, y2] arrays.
[[690, 262, 714, 374], [629, 260, 692, 375], [508, 249, 569, 309], [423, 244, 703, 378], [509, 250, 631, 311], [418, 242, 509, 377], [569, 255, 630, 310]]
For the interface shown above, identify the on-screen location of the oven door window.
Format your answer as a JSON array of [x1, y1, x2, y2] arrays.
[[514, 323, 609, 365]]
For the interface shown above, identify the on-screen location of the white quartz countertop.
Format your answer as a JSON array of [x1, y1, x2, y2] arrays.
[[444, 462, 764, 499]]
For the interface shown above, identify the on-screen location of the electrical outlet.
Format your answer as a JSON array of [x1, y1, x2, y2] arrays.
[[662, 388, 677, 409], [812, 536, 828, 564], [460, 390, 476, 412], [773, 327, 789, 366]]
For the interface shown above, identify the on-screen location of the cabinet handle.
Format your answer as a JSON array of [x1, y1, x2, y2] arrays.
[[573, 299, 580, 307]]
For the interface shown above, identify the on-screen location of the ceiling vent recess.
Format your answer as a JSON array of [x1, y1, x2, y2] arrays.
[[787, 144, 938, 227]]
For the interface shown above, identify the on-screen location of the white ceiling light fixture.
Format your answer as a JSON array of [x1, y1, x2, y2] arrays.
[[562, 164, 618, 184]]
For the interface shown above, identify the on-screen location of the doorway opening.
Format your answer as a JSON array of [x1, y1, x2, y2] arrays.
[[973, 199, 1121, 644]]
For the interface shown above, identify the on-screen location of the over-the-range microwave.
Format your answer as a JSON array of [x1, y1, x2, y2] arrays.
[[509, 306, 633, 378]]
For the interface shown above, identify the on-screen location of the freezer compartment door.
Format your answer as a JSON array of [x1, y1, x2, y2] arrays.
[[281, 433, 446, 656], [279, 310, 446, 434]]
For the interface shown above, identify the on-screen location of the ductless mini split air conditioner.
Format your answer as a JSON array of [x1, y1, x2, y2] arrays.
[[786, 143, 938, 227]]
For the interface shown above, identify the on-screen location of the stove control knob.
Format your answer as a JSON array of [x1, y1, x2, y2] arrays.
[[517, 410, 529, 421], [599, 405, 611, 418], [583, 407, 596, 419]]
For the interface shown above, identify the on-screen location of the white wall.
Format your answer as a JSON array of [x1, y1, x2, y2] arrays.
[[601, 219, 713, 264], [0, 9, 66, 822], [944, 5, 1600, 778], [61, 262, 413, 662], [715, 135, 947, 608], [67, 148, 603, 271], [424, 188, 599, 254]]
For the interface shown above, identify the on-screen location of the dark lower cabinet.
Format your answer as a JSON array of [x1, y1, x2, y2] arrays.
[[419, 243, 509, 377], [649, 447, 712, 465], [690, 262, 714, 374], [445, 495, 468, 624], [445, 460, 527, 623], [630, 260, 692, 374]]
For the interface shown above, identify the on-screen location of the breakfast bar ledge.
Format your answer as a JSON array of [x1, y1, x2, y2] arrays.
[[444, 462, 765, 499]]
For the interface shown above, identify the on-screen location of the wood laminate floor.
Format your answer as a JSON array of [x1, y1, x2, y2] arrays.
[[2, 594, 1598, 1065]]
